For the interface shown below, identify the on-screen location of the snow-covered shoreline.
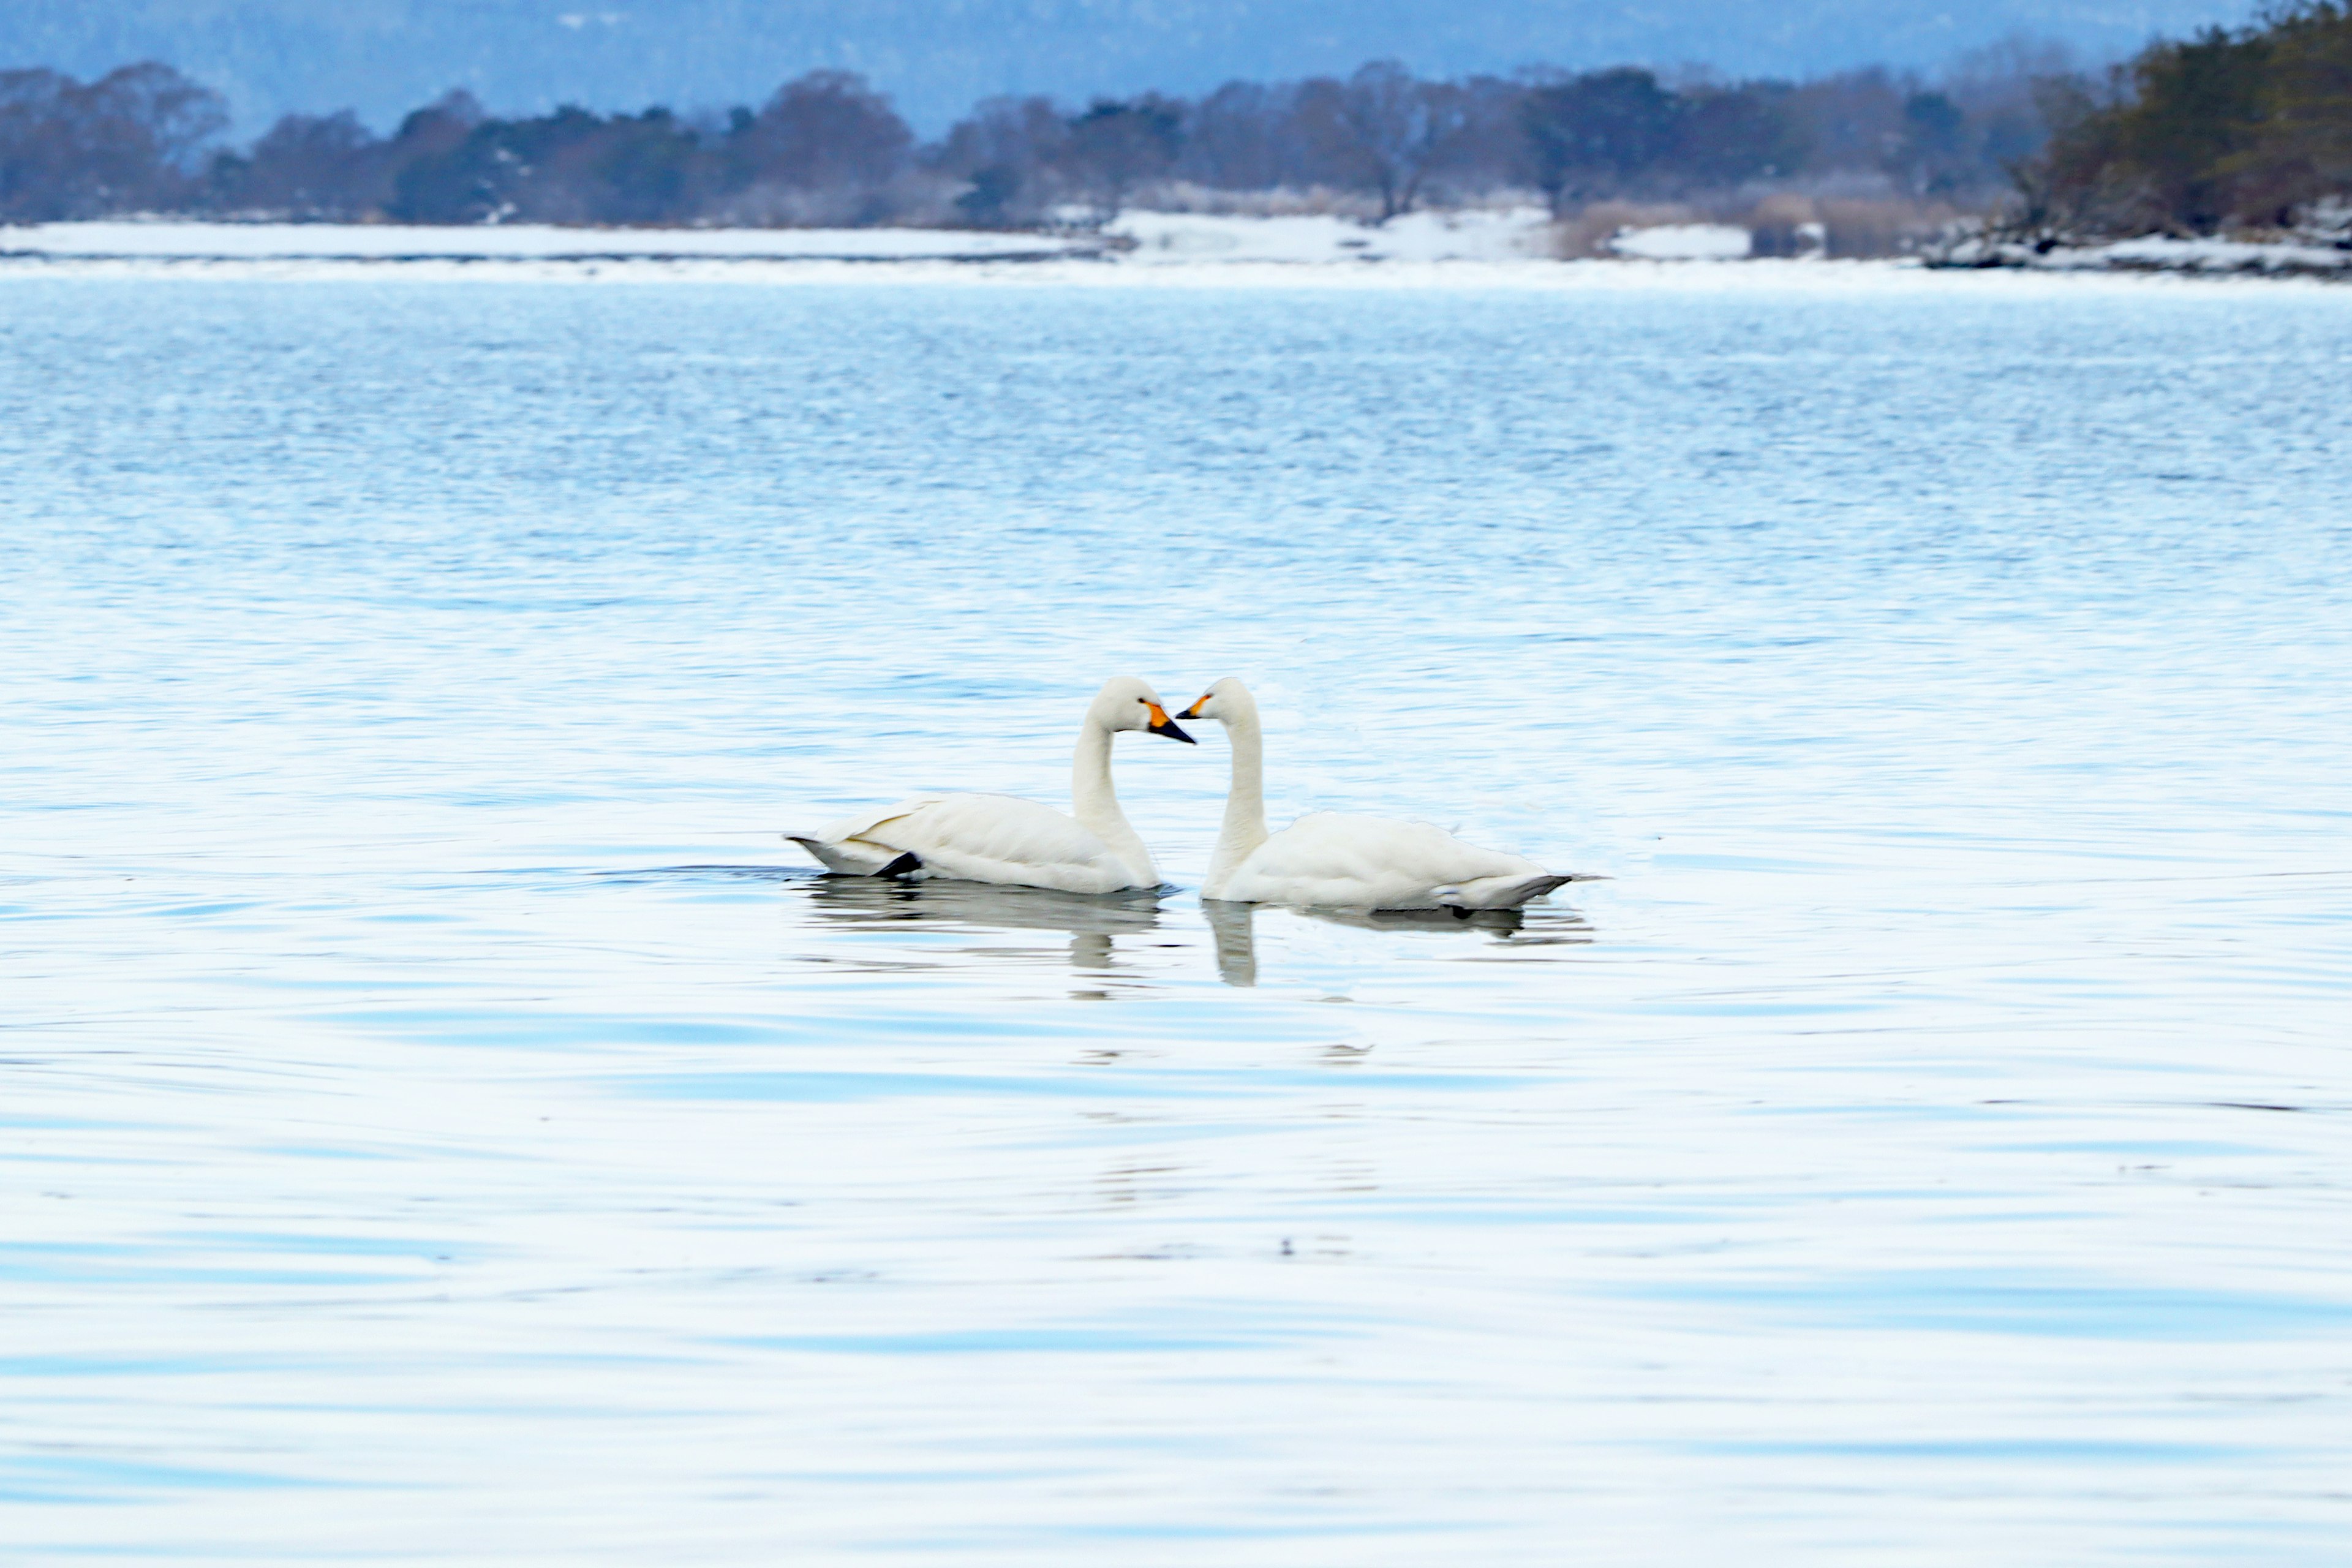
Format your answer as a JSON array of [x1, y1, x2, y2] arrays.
[[0, 209, 1556, 266], [6, 215, 2349, 290], [1934, 233, 2352, 279], [0, 219, 1099, 263]]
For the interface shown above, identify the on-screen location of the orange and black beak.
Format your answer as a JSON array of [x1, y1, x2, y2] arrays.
[[1145, 701, 1197, 744], [1179, 694, 1212, 722]]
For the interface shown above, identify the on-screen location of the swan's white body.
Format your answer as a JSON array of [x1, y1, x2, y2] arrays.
[[1185, 678, 1573, 911], [791, 792, 1148, 894], [787, 678, 1189, 895]]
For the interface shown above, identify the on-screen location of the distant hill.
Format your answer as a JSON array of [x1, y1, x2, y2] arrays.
[[6, 0, 2259, 134]]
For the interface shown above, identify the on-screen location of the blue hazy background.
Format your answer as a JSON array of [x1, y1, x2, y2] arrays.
[[6, 0, 2261, 134]]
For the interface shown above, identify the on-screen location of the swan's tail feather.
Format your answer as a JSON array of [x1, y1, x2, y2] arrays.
[[1438, 872, 1576, 910], [787, 834, 929, 880], [787, 835, 905, 876], [1509, 873, 1576, 905], [786, 835, 850, 873]]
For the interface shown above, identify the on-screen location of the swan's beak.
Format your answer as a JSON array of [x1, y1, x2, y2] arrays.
[[1179, 695, 1210, 721], [1145, 703, 1197, 744]]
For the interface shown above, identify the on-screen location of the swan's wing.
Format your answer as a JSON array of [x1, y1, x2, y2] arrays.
[[1226, 813, 1553, 910], [809, 794, 955, 845], [857, 794, 1101, 861], [787, 795, 954, 873], [847, 794, 1144, 894]]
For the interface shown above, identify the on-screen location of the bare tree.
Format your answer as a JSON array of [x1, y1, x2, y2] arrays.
[[0, 62, 225, 220], [1297, 61, 1469, 221], [217, 110, 380, 217], [3, 46, 2090, 232], [1520, 68, 1679, 213], [1060, 95, 1182, 219], [1177, 80, 1287, 190], [932, 95, 1071, 225], [722, 70, 913, 224], [1676, 83, 1806, 189]]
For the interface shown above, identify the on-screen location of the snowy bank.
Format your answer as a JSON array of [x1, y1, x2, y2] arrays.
[[10, 216, 2350, 293], [1107, 208, 1553, 263], [0, 221, 1098, 263], [1605, 223, 1754, 261], [1936, 232, 2352, 279], [1, 211, 1561, 268]]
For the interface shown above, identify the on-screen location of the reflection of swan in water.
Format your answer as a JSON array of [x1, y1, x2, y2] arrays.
[[1202, 899, 1261, 988], [1289, 906, 1539, 933], [1202, 899, 1589, 987], [804, 875, 1163, 976], [807, 875, 1163, 934]]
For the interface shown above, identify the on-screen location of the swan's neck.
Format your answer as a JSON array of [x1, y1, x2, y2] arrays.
[[1072, 718, 1155, 886], [1205, 704, 1269, 898]]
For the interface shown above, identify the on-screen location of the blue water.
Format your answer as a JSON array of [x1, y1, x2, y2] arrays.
[[3, 269, 2350, 1564]]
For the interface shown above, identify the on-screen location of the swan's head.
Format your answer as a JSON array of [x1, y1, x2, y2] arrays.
[[1178, 676, 1255, 726], [1091, 677, 1196, 744]]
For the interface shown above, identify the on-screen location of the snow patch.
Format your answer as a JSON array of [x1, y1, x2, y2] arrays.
[[0, 221, 1096, 262], [1937, 232, 2352, 277], [1, 212, 1560, 268], [8, 216, 2343, 295], [1608, 224, 1754, 261], [1109, 208, 1555, 265]]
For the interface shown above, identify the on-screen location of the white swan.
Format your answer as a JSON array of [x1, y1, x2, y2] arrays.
[[1180, 677, 1575, 911], [786, 677, 1195, 894]]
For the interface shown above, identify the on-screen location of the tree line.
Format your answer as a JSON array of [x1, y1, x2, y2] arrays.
[[2021, 2, 2352, 239], [3, 49, 2075, 228]]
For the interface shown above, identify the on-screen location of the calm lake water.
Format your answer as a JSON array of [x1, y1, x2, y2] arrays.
[[4, 266, 2350, 1564]]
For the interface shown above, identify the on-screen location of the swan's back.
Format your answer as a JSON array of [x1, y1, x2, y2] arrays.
[[1219, 812, 1558, 910]]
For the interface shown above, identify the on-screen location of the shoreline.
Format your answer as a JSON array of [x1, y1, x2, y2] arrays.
[[7, 254, 2350, 296], [1931, 233, 2352, 282], [2, 217, 2346, 291]]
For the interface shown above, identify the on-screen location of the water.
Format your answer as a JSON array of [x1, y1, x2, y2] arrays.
[[3, 268, 2349, 1564]]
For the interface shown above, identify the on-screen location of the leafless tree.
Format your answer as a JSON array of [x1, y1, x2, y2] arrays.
[[1177, 81, 1289, 190], [930, 96, 1071, 225], [1293, 61, 1474, 220], [1060, 95, 1182, 219], [722, 71, 913, 223], [218, 110, 380, 217], [1520, 69, 1679, 211], [6, 48, 2083, 232], [0, 62, 225, 220]]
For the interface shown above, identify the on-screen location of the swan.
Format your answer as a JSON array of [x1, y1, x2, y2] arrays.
[[1179, 677, 1577, 911], [786, 677, 1194, 894]]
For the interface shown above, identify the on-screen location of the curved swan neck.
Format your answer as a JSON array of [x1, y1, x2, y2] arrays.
[[1072, 715, 1156, 886], [1206, 694, 1269, 896]]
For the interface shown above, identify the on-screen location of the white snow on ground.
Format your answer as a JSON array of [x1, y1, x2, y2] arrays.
[[2075, 235, 2352, 274], [1108, 207, 1555, 263], [1939, 232, 2352, 276], [0, 221, 1094, 260], [1607, 223, 1754, 260], [4, 214, 1564, 265], [5, 216, 2345, 292]]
